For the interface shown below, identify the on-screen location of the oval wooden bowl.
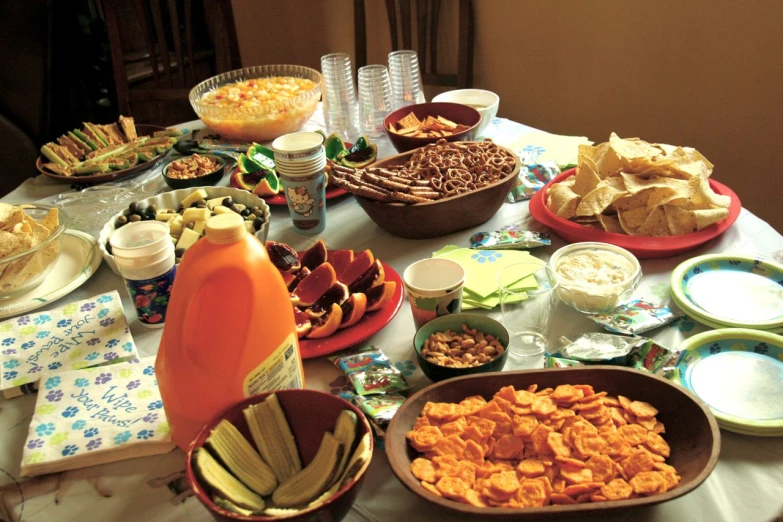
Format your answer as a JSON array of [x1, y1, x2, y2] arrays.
[[386, 366, 720, 519], [354, 143, 521, 239]]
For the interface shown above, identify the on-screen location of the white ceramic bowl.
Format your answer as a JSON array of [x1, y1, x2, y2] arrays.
[[99, 187, 270, 276], [432, 89, 500, 138], [549, 242, 642, 314]]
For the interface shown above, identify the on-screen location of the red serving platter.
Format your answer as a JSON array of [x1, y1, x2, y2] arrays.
[[298, 258, 404, 359], [227, 164, 348, 205], [529, 168, 742, 259]]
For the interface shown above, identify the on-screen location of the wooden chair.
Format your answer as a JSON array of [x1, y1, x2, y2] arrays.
[[355, 0, 475, 88], [100, 0, 241, 125]]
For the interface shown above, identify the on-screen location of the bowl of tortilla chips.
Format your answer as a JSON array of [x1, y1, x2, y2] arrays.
[[384, 102, 481, 153], [0, 203, 67, 299], [529, 133, 741, 259]]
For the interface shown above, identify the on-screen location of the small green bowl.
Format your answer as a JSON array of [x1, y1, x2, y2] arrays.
[[413, 313, 510, 382], [162, 154, 226, 189]]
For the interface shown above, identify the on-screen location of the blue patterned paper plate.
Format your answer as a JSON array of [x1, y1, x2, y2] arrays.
[[674, 328, 783, 432], [671, 254, 783, 329]]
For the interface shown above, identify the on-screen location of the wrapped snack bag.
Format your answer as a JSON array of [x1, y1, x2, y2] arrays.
[[507, 162, 560, 202], [470, 228, 551, 250], [587, 299, 683, 335], [328, 346, 409, 396]]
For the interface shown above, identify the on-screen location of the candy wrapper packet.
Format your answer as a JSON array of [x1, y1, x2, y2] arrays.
[[587, 299, 683, 335], [470, 227, 551, 251], [549, 333, 679, 375], [507, 162, 560, 203], [328, 346, 409, 396]]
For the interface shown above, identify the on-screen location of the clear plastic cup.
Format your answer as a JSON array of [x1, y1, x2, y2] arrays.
[[320, 53, 360, 140], [357, 65, 394, 138], [388, 50, 426, 109]]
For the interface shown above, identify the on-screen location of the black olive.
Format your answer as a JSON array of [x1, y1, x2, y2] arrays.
[[185, 222, 195, 229], [230, 204, 241, 214], [175, 248, 186, 258], [253, 217, 265, 230], [175, 257, 182, 264], [105, 241, 113, 255], [115, 215, 128, 227], [251, 206, 259, 212], [129, 202, 141, 214], [253, 209, 265, 218], [147, 204, 158, 214], [122, 208, 132, 217], [177, 205, 184, 213], [129, 214, 141, 223], [141, 213, 154, 221], [222, 197, 234, 207], [240, 208, 252, 217], [178, 208, 186, 215], [196, 202, 207, 208]]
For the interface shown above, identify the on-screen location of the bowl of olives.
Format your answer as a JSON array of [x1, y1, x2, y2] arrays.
[[99, 187, 271, 276]]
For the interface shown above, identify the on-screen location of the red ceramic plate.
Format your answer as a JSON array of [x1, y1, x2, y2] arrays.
[[227, 165, 348, 205], [529, 168, 742, 259], [298, 260, 404, 359]]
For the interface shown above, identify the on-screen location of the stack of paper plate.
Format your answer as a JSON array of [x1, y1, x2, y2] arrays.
[[670, 254, 783, 333], [674, 329, 783, 436]]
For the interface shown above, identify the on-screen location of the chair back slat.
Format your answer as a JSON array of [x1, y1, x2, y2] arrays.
[[183, 0, 197, 86], [166, 0, 186, 87], [369, 0, 474, 89]]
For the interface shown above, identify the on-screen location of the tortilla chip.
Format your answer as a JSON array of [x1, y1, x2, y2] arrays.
[[612, 189, 652, 212], [693, 208, 729, 230], [0, 230, 23, 258], [41, 208, 59, 232], [572, 163, 601, 197], [636, 207, 669, 236], [664, 205, 697, 235], [576, 177, 627, 216], [547, 184, 581, 219], [597, 214, 625, 234]]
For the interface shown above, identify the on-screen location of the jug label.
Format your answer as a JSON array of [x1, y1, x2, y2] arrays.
[[243, 333, 304, 396]]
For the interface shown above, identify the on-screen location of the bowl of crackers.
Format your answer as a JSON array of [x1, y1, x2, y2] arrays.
[[384, 102, 481, 153], [330, 140, 521, 239], [385, 366, 720, 518], [414, 313, 510, 382], [0, 203, 67, 299]]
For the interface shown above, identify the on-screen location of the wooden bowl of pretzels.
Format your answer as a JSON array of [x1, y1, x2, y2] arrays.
[[330, 140, 521, 239]]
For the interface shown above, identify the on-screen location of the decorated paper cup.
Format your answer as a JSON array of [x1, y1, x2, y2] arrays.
[[272, 131, 325, 163], [403, 258, 465, 330], [274, 132, 328, 235]]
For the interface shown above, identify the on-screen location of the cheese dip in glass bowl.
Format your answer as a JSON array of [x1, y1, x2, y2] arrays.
[[549, 242, 641, 314]]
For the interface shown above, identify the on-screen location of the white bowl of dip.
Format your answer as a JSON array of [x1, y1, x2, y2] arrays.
[[431, 89, 499, 138], [549, 242, 642, 314]]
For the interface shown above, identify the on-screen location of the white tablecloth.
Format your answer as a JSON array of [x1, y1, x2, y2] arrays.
[[1, 111, 782, 522]]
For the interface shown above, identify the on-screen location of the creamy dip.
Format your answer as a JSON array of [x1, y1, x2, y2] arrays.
[[554, 250, 635, 290]]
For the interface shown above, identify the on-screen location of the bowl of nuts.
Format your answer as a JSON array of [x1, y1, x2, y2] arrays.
[[413, 313, 509, 382], [162, 153, 227, 189]]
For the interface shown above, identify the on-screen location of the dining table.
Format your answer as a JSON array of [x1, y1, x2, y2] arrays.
[[1, 107, 782, 522]]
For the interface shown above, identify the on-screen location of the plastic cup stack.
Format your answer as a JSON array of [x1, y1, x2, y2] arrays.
[[357, 65, 394, 138], [388, 50, 426, 110], [320, 53, 360, 141]]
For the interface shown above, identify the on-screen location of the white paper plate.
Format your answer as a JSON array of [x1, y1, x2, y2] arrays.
[[98, 186, 271, 275], [0, 230, 101, 319]]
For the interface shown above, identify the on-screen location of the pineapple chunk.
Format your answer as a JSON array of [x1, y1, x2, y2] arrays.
[[213, 206, 233, 215], [182, 207, 211, 225], [180, 189, 209, 208], [176, 228, 201, 251]]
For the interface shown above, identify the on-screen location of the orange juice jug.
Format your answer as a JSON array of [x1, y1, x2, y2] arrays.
[[156, 213, 304, 451]]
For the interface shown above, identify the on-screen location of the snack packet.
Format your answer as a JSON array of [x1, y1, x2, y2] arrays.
[[328, 346, 409, 396], [553, 333, 678, 375], [470, 228, 551, 250], [587, 299, 683, 335], [354, 394, 406, 428], [544, 355, 584, 368], [506, 162, 560, 203]]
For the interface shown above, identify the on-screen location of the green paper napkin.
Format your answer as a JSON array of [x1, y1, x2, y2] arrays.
[[433, 247, 542, 299], [462, 275, 538, 310]]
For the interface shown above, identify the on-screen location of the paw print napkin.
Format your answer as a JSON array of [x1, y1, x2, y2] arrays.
[[20, 356, 175, 477], [0, 291, 138, 398]]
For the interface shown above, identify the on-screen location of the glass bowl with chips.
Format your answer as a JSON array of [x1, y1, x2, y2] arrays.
[[383, 102, 481, 153], [189, 65, 322, 142], [0, 203, 67, 299], [550, 242, 642, 314]]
